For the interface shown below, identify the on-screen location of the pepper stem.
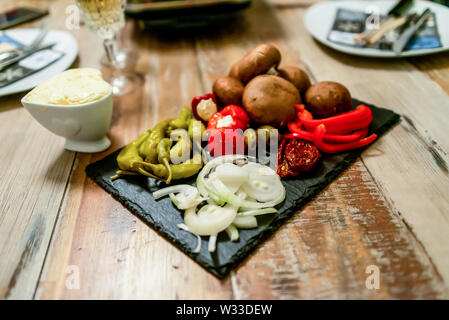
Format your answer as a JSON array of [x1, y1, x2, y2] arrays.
[[162, 159, 173, 184], [111, 170, 139, 181], [137, 167, 165, 182]]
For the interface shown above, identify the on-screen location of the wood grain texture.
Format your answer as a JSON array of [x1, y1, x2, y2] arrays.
[[193, 0, 448, 299], [231, 161, 446, 299], [0, 0, 448, 299], [37, 20, 233, 299], [267, 3, 449, 292], [410, 52, 449, 96], [0, 0, 74, 300], [0, 109, 74, 299]]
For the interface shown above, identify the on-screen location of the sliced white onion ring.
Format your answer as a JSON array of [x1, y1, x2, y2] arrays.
[[225, 224, 239, 241], [237, 208, 277, 217], [208, 235, 217, 252], [184, 204, 237, 236], [196, 154, 247, 199], [215, 163, 248, 187], [242, 162, 277, 176], [177, 223, 202, 253], [233, 216, 258, 229], [153, 184, 196, 200], [154, 184, 204, 210], [207, 176, 285, 209], [160, 155, 285, 253], [241, 174, 283, 202]]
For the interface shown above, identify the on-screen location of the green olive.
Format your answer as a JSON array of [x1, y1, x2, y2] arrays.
[[256, 125, 279, 143], [244, 128, 257, 151], [188, 119, 206, 141]]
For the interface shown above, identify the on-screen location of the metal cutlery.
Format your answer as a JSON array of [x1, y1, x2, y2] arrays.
[[0, 22, 48, 64], [354, 0, 414, 45], [0, 42, 56, 71], [393, 8, 432, 54]]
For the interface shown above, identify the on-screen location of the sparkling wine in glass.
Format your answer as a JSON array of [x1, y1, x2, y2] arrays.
[[75, 0, 138, 95]]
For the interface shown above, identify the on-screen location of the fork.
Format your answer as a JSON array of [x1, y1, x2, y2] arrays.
[[0, 21, 48, 63]]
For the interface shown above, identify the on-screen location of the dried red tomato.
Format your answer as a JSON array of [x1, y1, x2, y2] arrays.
[[277, 139, 289, 178], [285, 139, 321, 172], [276, 138, 320, 177]]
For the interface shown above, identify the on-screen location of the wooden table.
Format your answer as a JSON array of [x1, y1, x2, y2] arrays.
[[1, 0, 449, 299]]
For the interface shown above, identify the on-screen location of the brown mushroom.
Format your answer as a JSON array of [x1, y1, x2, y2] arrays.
[[242, 75, 301, 127], [229, 63, 240, 80], [229, 44, 281, 83], [304, 81, 352, 118], [277, 66, 311, 95], [212, 76, 245, 107]]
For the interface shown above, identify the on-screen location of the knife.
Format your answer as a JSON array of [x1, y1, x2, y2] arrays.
[[354, 0, 414, 45], [393, 8, 432, 54], [0, 26, 48, 63], [0, 42, 56, 71]]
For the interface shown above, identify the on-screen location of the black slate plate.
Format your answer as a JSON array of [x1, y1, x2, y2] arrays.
[[85, 99, 400, 278]]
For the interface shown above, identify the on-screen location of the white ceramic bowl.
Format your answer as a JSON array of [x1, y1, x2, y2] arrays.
[[21, 91, 113, 153]]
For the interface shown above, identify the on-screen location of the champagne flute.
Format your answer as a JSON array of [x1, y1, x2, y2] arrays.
[[75, 0, 138, 95]]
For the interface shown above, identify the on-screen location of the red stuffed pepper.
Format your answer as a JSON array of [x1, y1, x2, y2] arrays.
[[207, 105, 250, 156], [191, 93, 218, 121]]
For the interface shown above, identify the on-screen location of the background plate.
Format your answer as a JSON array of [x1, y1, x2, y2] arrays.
[[305, 0, 449, 58], [86, 99, 400, 278], [0, 29, 78, 97]]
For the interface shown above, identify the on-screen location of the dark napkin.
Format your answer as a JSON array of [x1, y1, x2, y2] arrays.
[[86, 99, 400, 278]]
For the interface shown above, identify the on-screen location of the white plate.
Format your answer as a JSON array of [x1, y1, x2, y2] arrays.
[[304, 0, 449, 58], [0, 29, 78, 96]]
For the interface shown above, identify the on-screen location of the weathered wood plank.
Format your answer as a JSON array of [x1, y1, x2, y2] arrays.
[[0, 107, 74, 299], [270, 4, 449, 292], [2, 0, 448, 300], [194, 0, 448, 298], [232, 161, 446, 299], [0, 0, 75, 300], [37, 22, 233, 299], [410, 52, 449, 96], [3, 0, 52, 12]]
